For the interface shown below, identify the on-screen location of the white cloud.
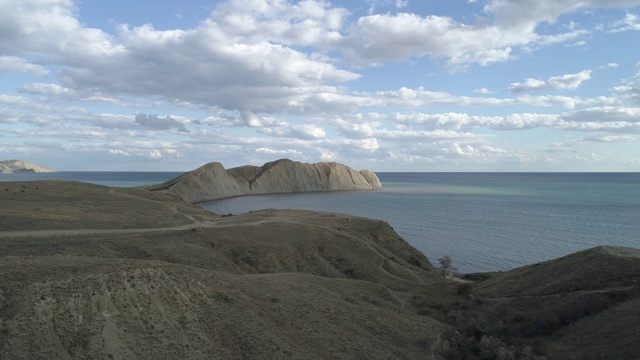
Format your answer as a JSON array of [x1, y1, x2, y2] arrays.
[[211, 0, 350, 47], [0, 56, 49, 76], [259, 123, 326, 140], [334, 1, 639, 68], [1, 0, 360, 114], [149, 150, 163, 159], [474, 88, 493, 94], [484, 0, 640, 30], [0, 0, 633, 119], [560, 106, 640, 123], [256, 147, 304, 156], [0, 0, 122, 57], [393, 112, 560, 131], [509, 70, 592, 93], [108, 149, 131, 156], [20, 83, 75, 97], [201, 114, 246, 128], [339, 13, 527, 67], [1, 0, 639, 171], [134, 113, 189, 132], [583, 134, 637, 142], [610, 12, 640, 32]]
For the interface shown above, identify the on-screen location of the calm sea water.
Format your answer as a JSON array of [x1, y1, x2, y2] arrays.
[[3, 172, 638, 273], [200, 173, 640, 273]]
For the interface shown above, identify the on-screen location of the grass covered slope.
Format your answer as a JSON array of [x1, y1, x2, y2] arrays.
[[450, 246, 640, 360], [2, 177, 639, 359], [0, 181, 446, 359], [1, 181, 209, 232]]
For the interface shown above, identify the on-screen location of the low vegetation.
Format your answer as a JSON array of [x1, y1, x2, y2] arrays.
[[1, 180, 639, 359]]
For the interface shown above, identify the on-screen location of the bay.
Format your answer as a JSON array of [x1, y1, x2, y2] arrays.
[[200, 173, 640, 273], [3, 171, 638, 273]]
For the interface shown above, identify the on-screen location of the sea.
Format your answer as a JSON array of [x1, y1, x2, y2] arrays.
[[2, 171, 639, 273]]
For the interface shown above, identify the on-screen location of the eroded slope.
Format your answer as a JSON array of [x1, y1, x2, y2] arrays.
[[0, 181, 445, 360]]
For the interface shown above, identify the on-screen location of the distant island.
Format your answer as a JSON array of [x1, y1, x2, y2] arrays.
[[0, 159, 638, 360], [0, 159, 56, 173]]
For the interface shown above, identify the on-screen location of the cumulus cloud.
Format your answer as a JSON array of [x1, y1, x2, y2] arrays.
[[108, 149, 131, 156], [149, 150, 162, 159], [0, 0, 122, 57], [201, 114, 246, 128], [259, 123, 326, 140], [474, 88, 493, 94], [393, 112, 560, 132], [3, 0, 632, 117], [2, 0, 360, 114], [560, 106, 640, 124], [0, 0, 634, 119], [339, 13, 525, 66], [1, 0, 639, 171], [134, 113, 189, 132], [583, 134, 637, 142], [484, 0, 640, 30], [509, 70, 592, 93], [334, 0, 640, 67], [256, 147, 304, 156], [0, 56, 49, 76], [20, 83, 75, 97], [610, 12, 640, 32]]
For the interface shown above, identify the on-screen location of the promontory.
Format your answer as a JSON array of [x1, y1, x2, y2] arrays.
[[0, 159, 55, 174], [145, 158, 382, 204], [1, 159, 639, 360]]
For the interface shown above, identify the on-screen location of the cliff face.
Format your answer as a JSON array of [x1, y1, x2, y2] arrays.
[[0, 159, 56, 173], [148, 159, 382, 204]]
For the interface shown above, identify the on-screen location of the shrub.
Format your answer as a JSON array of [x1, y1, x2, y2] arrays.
[[457, 283, 473, 298]]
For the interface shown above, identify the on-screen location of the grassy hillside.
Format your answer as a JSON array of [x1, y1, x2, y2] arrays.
[[1, 180, 638, 359], [448, 247, 640, 360], [1, 181, 449, 359]]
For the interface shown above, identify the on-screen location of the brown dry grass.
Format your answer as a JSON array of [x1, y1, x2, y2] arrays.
[[0, 180, 452, 359], [2, 180, 639, 360]]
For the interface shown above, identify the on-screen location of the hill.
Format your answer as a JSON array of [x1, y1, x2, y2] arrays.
[[449, 246, 640, 359], [0, 159, 55, 173], [1, 160, 639, 359], [145, 158, 382, 204], [0, 180, 447, 359]]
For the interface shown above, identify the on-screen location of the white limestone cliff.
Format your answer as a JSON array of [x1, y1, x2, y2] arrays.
[[0, 160, 56, 174], [147, 159, 382, 204]]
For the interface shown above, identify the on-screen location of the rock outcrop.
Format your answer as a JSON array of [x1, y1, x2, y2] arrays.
[[147, 159, 382, 204], [0, 159, 56, 173]]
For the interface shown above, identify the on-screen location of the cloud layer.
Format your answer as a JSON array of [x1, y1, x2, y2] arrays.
[[0, 0, 639, 171]]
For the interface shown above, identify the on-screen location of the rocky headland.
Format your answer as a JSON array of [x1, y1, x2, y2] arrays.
[[0, 159, 56, 174], [0, 160, 638, 359], [145, 158, 382, 204]]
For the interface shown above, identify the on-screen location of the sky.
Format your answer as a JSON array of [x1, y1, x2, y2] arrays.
[[1, 0, 640, 172]]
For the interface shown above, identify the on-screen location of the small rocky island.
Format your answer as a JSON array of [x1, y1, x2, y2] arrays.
[[0, 159, 638, 359], [0, 159, 56, 174]]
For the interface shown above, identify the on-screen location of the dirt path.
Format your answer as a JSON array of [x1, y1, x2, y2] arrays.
[[0, 209, 348, 239], [0, 221, 219, 239]]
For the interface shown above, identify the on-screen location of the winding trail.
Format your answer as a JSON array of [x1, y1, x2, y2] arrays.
[[0, 221, 219, 239], [0, 212, 300, 239]]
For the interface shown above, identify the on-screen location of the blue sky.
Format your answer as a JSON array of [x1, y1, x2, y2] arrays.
[[1, 0, 639, 171]]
